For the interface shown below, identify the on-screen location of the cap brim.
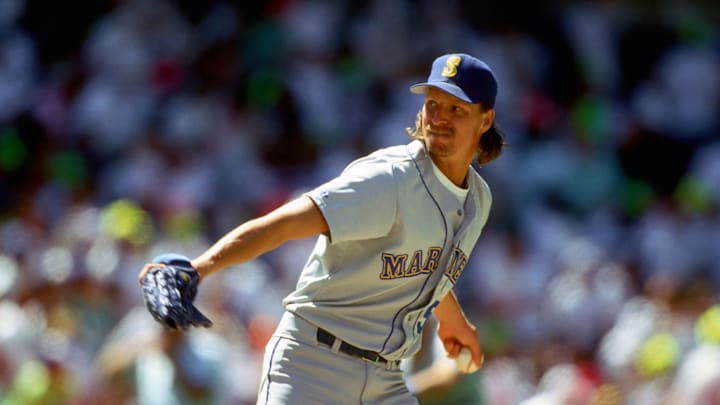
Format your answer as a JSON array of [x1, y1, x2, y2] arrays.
[[409, 82, 473, 103]]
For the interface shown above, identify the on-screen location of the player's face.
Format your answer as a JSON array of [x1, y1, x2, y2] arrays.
[[421, 88, 493, 163]]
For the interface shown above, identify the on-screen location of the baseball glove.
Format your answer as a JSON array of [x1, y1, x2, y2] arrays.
[[141, 253, 212, 330]]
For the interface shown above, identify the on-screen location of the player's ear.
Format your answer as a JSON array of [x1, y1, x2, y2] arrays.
[[481, 109, 495, 132]]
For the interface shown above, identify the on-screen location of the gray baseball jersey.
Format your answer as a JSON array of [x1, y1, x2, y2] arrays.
[[283, 139, 491, 361]]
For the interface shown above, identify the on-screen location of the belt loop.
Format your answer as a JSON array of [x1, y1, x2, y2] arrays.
[[331, 336, 342, 353]]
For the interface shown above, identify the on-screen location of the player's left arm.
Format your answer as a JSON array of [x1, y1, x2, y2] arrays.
[[434, 290, 483, 368]]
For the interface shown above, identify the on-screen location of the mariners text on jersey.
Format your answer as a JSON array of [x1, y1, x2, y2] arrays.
[[379, 246, 468, 283]]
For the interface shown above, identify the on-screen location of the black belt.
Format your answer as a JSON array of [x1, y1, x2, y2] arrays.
[[317, 328, 389, 364]]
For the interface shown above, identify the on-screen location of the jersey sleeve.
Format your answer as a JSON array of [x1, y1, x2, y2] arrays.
[[306, 159, 398, 244]]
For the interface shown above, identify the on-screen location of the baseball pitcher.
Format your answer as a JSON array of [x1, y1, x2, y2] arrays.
[[140, 53, 505, 404]]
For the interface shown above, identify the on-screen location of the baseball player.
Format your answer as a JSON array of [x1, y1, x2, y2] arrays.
[[139, 53, 504, 404]]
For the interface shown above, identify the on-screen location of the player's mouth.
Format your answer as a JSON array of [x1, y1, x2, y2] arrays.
[[425, 126, 454, 139]]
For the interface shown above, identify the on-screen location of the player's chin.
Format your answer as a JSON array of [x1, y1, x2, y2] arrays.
[[425, 137, 454, 156]]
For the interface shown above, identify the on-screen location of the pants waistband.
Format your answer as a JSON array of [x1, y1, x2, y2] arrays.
[[275, 311, 400, 369], [316, 328, 392, 365]]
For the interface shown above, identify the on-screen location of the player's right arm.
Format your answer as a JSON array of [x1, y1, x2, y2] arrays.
[[434, 291, 483, 368], [138, 195, 328, 282]]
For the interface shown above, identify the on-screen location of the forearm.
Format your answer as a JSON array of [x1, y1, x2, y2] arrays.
[[191, 216, 286, 278], [191, 196, 328, 279], [434, 290, 469, 327], [433, 290, 482, 367]]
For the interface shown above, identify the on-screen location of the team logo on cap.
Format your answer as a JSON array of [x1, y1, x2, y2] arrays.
[[441, 55, 461, 78]]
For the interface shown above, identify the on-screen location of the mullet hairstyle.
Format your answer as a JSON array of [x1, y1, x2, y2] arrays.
[[405, 109, 507, 165]]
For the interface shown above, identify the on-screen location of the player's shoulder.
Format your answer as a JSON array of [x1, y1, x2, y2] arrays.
[[343, 141, 419, 174], [468, 167, 490, 189], [468, 166, 492, 203], [365, 142, 419, 163]]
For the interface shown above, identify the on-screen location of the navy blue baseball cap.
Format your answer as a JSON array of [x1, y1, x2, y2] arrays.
[[410, 53, 497, 108]]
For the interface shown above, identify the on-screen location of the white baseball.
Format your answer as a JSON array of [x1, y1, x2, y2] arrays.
[[454, 347, 480, 373]]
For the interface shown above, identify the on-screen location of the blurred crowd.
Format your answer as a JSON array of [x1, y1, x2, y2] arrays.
[[0, 0, 719, 404]]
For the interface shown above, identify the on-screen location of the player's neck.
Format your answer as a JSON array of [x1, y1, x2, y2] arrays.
[[431, 156, 470, 188]]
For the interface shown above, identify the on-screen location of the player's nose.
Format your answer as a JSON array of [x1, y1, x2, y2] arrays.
[[428, 107, 451, 126]]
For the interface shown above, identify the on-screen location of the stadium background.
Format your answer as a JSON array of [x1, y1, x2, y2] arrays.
[[0, 1, 719, 403]]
